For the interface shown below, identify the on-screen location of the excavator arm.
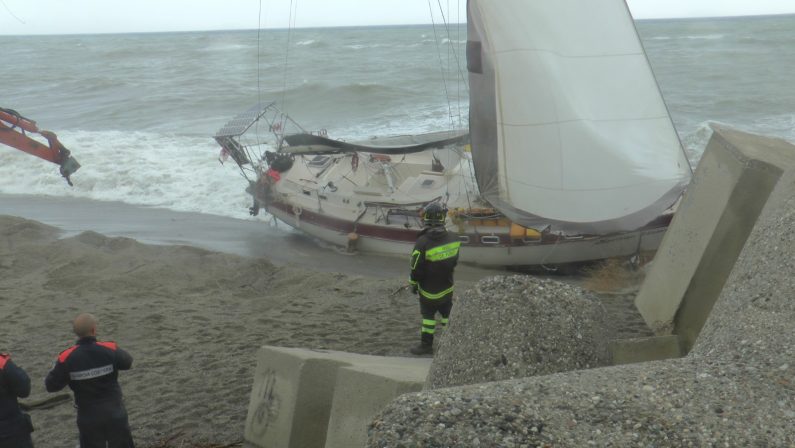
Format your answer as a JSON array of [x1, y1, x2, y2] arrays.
[[0, 107, 80, 186]]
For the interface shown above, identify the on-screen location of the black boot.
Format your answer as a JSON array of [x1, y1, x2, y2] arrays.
[[410, 342, 433, 356]]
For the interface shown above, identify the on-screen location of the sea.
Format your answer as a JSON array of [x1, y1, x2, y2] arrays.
[[1, 14, 794, 220]]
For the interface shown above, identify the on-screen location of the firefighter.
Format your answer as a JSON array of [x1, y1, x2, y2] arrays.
[[45, 313, 135, 448], [0, 352, 33, 448], [409, 202, 461, 355]]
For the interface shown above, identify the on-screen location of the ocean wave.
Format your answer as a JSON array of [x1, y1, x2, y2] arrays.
[[295, 39, 325, 47], [0, 130, 255, 220], [679, 117, 795, 168], [683, 34, 725, 40], [680, 121, 717, 166], [264, 80, 413, 107], [750, 113, 795, 143], [200, 43, 254, 52], [344, 43, 391, 50]]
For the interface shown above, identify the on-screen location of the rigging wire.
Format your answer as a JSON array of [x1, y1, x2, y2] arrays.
[[428, 1, 454, 205], [447, 0, 453, 127], [435, 1, 469, 98], [429, 1, 477, 211], [0, 0, 25, 24], [452, 0, 476, 213], [280, 0, 298, 116], [427, 0, 455, 129], [257, 0, 263, 110], [456, 0, 462, 127], [255, 0, 264, 150]]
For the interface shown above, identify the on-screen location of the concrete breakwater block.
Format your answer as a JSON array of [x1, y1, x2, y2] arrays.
[[426, 275, 612, 390], [608, 335, 683, 365], [635, 124, 793, 352], [244, 346, 430, 448], [325, 360, 431, 448]]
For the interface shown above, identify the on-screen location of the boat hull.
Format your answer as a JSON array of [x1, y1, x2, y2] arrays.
[[265, 199, 668, 268]]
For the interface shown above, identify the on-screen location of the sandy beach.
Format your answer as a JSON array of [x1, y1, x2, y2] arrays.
[[0, 197, 648, 446]]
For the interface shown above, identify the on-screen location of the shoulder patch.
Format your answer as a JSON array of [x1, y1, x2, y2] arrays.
[[58, 345, 79, 363], [0, 353, 9, 369], [96, 341, 118, 351]]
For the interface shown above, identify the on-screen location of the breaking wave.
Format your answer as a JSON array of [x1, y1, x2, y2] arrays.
[[683, 34, 725, 40], [0, 130, 254, 219]]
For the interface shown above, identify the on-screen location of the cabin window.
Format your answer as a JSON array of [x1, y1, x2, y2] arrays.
[[421, 179, 435, 188], [308, 155, 331, 168], [481, 235, 500, 245], [386, 209, 421, 227], [459, 235, 470, 244]]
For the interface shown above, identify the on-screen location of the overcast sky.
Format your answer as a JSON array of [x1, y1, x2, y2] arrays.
[[2, 0, 794, 36]]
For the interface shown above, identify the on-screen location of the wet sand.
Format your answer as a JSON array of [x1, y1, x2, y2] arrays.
[[0, 196, 649, 446]]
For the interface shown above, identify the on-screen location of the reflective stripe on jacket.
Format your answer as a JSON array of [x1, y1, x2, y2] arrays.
[[45, 337, 133, 409], [410, 227, 460, 299]]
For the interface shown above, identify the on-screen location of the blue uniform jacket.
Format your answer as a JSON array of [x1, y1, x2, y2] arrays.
[[45, 337, 133, 410], [0, 353, 31, 438]]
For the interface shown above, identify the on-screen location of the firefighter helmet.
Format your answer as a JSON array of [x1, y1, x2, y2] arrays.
[[422, 202, 447, 227]]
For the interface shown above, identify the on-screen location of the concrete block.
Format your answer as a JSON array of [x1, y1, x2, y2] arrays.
[[245, 347, 345, 448], [244, 346, 430, 448], [635, 125, 795, 352], [325, 359, 430, 448], [609, 335, 683, 365]]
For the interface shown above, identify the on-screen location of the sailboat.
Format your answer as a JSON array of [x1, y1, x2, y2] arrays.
[[214, 0, 692, 268]]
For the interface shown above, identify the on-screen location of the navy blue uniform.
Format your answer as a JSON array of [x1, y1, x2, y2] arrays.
[[0, 353, 33, 448], [46, 337, 134, 448], [409, 226, 461, 345]]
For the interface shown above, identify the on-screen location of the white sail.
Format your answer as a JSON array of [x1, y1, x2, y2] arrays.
[[467, 0, 691, 233]]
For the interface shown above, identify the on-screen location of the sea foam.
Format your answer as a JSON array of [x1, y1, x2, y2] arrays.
[[0, 130, 256, 220]]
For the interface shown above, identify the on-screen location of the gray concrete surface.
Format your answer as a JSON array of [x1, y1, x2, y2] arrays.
[[609, 335, 683, 365], [325, 360, 430, 448], [635, 124, 790, 352], [426, 275, 612, 390], [244, 346, 430, 448]]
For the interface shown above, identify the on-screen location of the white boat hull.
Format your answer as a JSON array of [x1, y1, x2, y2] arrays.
[[265, 198, 668, 268]]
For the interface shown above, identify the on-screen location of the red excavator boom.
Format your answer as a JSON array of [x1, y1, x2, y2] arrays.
[[0, 107, 80, 186]]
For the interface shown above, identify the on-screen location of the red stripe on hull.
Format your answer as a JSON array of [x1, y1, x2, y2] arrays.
[[266, 200, 672, 248], [268, 201, 419, 242]]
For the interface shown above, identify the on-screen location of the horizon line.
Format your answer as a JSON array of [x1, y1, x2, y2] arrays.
[[1, 12, 793, 38]]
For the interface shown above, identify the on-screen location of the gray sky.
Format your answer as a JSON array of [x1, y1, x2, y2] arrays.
[[1, 0, 794, 36]]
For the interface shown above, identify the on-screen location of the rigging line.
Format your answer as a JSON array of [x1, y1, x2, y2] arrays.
[[427, 0, 455, 129], [459, 146, 476, 212], [280, 0, 297, 115], [445, 0, 462, 129], [456, 0, 462, 128], [432, 26, 453, 214], [0, 0, 25, 24], [436, 1, 457, 198], [447, 0, 452, 123], [255, 0, 264, 148], [435, 0, 469, 97], [257, 0, 263, 109]]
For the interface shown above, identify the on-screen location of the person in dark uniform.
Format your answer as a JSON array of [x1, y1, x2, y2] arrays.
[[409, 202, 461, 355], [0, 352, 33, 448], [45, 313, 135, 448]]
